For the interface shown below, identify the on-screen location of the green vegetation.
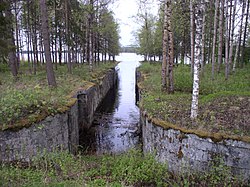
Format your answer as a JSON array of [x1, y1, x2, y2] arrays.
[[138, 62, 250, 137], [0, 150, 247, 186], [0, 62, 116, 130]]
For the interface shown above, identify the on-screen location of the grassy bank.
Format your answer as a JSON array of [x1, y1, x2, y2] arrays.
[[0, 62, 117, 130], [138, 62, 250, 138], [0, 150, 248, 186]]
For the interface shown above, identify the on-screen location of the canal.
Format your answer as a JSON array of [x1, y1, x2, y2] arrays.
[[81, 53, 143, 154]]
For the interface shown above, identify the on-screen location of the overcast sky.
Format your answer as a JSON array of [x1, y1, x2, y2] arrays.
[[112, 0, 159, 47]]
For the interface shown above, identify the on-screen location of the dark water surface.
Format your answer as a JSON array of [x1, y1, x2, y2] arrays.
[[81, 53, 143, 154]]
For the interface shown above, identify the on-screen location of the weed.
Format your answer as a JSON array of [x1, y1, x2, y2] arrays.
[[1, 150, 248, 186]]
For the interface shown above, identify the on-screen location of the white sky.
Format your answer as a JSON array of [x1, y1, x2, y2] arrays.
[[112, 0, 159, 47]]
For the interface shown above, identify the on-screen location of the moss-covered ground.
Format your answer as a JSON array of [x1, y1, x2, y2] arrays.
[[0, 62, 117, 130], [137, 62, 250, 139]]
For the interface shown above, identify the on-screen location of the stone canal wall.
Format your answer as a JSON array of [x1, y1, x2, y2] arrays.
[[0, 68, 117, 162], [78, 68, 117, 129], [136, 68, 250, 180], [141, 114, 250, 180]]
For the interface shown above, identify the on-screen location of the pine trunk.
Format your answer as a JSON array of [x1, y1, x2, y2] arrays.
[[228, 0, 237, 73], [217, 0, 225, 73], [161, 0, 168, 91], [201, 12, 206, 72], [5, 1, 18, 77], [211, 0, 219, 79], [237, 0, 246, 68], [40, 0, 57, 87], [167, 0, 174, 94], [241, 0, 250, 65]]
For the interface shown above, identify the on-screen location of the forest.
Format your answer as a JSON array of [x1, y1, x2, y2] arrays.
[[0, 0, 250, 186], [135, 0, 250, 119], [0, 0, 119, 86], [0, 0, 120, 130]]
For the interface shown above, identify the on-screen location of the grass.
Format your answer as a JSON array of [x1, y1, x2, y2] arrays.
[[137, 62, 250, 137], [0, 149, 248, 186], [0, 62, 117, 130]]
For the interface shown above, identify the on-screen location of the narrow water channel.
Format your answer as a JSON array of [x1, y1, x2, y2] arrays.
[[81, 53, 143, 154]]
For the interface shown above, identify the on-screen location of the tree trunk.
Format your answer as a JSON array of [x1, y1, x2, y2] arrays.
[[5, 1, 18, 77], [54, 0, 57, 69], [191, 2, 204, 119], [232, 39, 239, 72], [190, 0, 194, 75], [59, 25, 62, 65], [237, 0, 246, 68], [225, 1, 230, 80], [228, 0, 237, 74], [161, 0, 168, 91], [167, 0, 174, 94], [89, 0, 94, 71], [40, 0, 57, 87], [211, 0, 219, 79], [14, 1, 20, 69], [201, 11, 206, 72], [65, 0, 72, 73], [32, 25, 37, 75], [207, 0, 214, 65], [240, 0, 250, 65], [217, 0, 225, 73], [26, 0, 32, 73]]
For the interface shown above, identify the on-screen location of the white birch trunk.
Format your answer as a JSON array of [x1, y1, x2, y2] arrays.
[[225, 1, 230, 80], [190, 1, 194, 75], [191, 2, 204, 119]]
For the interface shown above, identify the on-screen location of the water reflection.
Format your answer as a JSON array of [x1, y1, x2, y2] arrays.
[[81, 53, 143, 154]]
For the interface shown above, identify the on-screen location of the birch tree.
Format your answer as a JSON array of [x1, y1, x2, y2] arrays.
[[190, 0, 194, 74], [190, 0, 205, 119], [225, 0, 230, 80]]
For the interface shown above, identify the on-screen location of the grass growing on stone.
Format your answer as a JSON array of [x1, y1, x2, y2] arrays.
[[0, 62, 117, 130], [138, 62, 250, 137], [0, 150, 248, 186]]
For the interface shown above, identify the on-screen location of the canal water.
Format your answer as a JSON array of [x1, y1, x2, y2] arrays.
[[81, 53, 143, 154]]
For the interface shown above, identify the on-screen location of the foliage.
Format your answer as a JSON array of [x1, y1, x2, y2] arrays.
[[0, 150, 248, 186]]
